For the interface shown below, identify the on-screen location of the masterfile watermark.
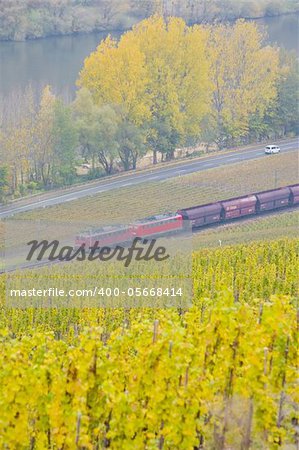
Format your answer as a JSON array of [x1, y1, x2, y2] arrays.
[[7, 278, 192, 308], [26, 237, 170, 267], [4, 217, 192, 308]]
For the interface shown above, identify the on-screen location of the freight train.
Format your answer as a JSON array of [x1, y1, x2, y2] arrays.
[[75, 184, 299, 248]]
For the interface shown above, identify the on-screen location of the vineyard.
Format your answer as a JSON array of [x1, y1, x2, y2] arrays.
[[0, 5, 298, 449], [0, 238, 298, 449]]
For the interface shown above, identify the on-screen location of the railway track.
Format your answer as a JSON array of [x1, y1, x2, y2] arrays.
[[1, 204, 298, 274]]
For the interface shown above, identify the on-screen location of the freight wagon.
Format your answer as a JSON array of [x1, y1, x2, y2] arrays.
[[177, 184, 298, 229], [75, 184, 299, 247]]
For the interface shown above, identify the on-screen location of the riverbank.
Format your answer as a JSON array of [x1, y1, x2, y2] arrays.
[[0, 12, 297, 102], [0, 11, 298, 43], [0, 1, 297, 42]]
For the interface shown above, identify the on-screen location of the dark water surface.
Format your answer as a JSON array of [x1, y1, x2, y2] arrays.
[[0, 14, 297, 100]]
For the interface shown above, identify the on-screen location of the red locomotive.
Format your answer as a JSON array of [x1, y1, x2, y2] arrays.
[[75, 225, 132, 248], [131, 213, 183, 238], [75, 215, 183, 249]]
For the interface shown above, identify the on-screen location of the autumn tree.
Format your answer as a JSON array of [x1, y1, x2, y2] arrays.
[[141, 16, 211, 161], [0, 86, 36, 193], [33, 85, 56, 187], [78, 34, 150, 124], [78, 15, 211, 162], [206, 20, 279, 148], [77, 30, 150, 168]]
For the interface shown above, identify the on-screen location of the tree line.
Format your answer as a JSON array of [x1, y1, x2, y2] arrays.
[[0, 0, 297, 41], [0, 0, 130, 41], [0, 17, 298, 201]]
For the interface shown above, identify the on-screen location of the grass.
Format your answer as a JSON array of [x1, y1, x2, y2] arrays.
[[16, 151, 297, 226]]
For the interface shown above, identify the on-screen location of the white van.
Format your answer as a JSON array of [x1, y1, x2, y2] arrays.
[[265, 145, 280, 154]]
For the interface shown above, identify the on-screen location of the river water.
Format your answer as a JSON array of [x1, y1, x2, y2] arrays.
[[0, 14, 298, 100]]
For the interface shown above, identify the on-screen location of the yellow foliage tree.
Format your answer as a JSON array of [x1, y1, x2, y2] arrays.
[[132, 15, 211, 161], [0, 87, 35, 193], [206, 19, 280, 148], [78, 35, 150, 125], [78, 15, 211, 162]]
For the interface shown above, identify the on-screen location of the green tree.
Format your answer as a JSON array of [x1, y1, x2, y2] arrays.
[[117, 118, 146, 170], [0, 166, 9, 202], [249, 50, 299, 141], [72, 88, 99, 169], [94, 105, 121, 175], [73, 88, 120, 175], [274, 51, 299, 136], [147, 117, 181, 163]]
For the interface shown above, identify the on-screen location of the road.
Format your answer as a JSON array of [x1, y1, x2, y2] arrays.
[[0, 138, 298, 219]]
